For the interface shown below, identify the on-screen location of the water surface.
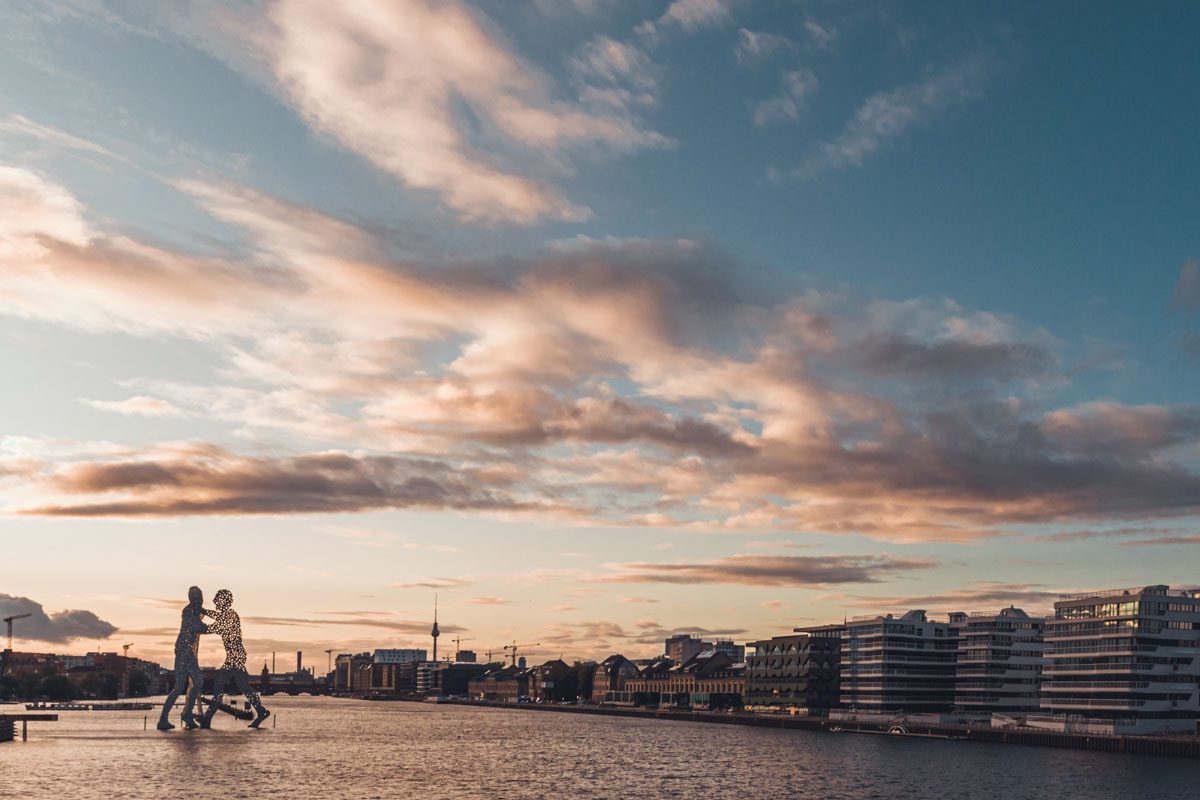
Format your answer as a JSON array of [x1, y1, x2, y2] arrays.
[[3, 697, 1194, 799]]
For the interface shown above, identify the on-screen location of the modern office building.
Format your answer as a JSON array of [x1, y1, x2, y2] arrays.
[[334, 652, 374, 693], [664, 635, 710, 664], [954, 607, 1045, 715], [712, 638, 746, 663], [841, 610, 963, 713], [1040, 584, 1200, 734], [745, 624, 842, 712], [373, 648, 427, 664]]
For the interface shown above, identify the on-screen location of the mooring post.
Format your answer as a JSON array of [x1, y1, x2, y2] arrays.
[[22, 719, 27, 741], [143, 716, 147, 731]]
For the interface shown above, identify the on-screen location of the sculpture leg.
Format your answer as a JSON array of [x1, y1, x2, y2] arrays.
[[181, 664, 203, 728], [157, 669, 186, 730], [234, 670, 271, 727], [201, 668, 231, 727]]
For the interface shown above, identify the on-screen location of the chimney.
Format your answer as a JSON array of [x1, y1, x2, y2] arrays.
[[297, 651, 303, 673]]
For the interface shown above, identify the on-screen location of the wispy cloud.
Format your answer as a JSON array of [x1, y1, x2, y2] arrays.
[[0, 113, 129, 164], [390, 577, 474, 590], [595, 554, 936, 587], [637, 0, 741, 37], [82, 396, 188, 418], [734, 28, 795, 64], [850, 582, 1062, 613], [753, 70, 818, 127], [780, 50, 999, 180], [254, 0, 665, 223]]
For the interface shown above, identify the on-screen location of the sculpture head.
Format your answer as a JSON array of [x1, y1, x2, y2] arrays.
[[214, 589, 233, 610], [188, 585, 203, 606]]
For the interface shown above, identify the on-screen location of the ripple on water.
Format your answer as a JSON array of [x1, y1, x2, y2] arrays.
[[2, 698, 1194, 799]]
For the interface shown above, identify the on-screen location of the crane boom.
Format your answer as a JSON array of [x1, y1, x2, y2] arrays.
[[502, 641, 541, 666]]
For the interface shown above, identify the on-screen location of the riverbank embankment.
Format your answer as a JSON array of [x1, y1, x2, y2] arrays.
[[444, 700, 1200, 759]]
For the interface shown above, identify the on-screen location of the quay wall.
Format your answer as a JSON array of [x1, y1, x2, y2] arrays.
[[444, 700, 1200, 759]]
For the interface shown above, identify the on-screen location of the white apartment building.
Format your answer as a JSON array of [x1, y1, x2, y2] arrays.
[[955, 606, 1045, 715], [1039, 584, 1200, 734]]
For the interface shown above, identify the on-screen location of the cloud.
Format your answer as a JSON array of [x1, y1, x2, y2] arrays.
[[243, 615, 464, 633], [82, 396, 188, 418], [1173, 260, 1200, 311], [848, 332, 1052, 380], [465, 596, 514, 605], [783, 50, 998, 180], [0, 165, 91, 258], [803, 19, 836, 50], [753, 70, 818, 127], [734, 29, 794, 63], [850, 582, 1061, 613], [10, 170, 1200, 543], [259, 0, 664, 223], [0, 114, 129, 164], [0, 593, 118, 644], [390, 577, 474, 590], [1039, 402, 1200, 456], [1120, 535, 1200, 547], [637, 0, 740, 37], [595, 554, 936, 586], [20, 446, 550, 517]]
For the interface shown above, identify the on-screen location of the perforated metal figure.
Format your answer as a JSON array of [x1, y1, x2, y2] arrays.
[[201, 589, 271, 729], [157, 585, 208, 730]]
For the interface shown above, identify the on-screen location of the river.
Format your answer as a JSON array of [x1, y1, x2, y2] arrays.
[[3, 696, 1195, 799]]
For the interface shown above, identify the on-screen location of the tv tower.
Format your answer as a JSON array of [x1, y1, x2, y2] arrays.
[[430, 593, 440, 663]]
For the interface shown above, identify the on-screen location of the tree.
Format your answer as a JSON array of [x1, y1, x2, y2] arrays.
[[128, 667, 150, 697], [36, 674, 83, 702], [78, 671, 121, 699]]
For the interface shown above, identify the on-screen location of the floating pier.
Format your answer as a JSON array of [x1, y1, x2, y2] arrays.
[[1, 713, 60, 742]]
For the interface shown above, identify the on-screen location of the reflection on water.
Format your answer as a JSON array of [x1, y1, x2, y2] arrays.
[[3, 696, 1195, 799]]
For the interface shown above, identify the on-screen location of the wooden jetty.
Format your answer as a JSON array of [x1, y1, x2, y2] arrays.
[[1, 713, 59, 742]]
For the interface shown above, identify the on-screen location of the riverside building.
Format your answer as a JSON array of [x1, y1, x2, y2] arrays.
[[840, 610, 964, 713], [1038, 584, 1200, 734], [745, 625, 842, 712], [955, 607, 1045, 716]]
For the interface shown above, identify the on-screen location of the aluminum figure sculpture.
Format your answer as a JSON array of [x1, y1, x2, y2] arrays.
[[157, 585, 208, 730], [200, 589, 271, 728]]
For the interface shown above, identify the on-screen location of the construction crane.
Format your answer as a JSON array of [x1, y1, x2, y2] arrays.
[[324, 648, 336, 673], [484, 648, 504, 665], [122, 643, 134, 657], [452, 635, 473, 659], [503, 641, 541, 667], [3, 613, 31, 650]]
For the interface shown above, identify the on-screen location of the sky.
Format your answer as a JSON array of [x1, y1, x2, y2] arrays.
[[2, 0, 1200, 670]]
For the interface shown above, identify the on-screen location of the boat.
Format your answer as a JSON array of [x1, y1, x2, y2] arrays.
[[25, 702, 90, 711], [92, 702, 154, 711]]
